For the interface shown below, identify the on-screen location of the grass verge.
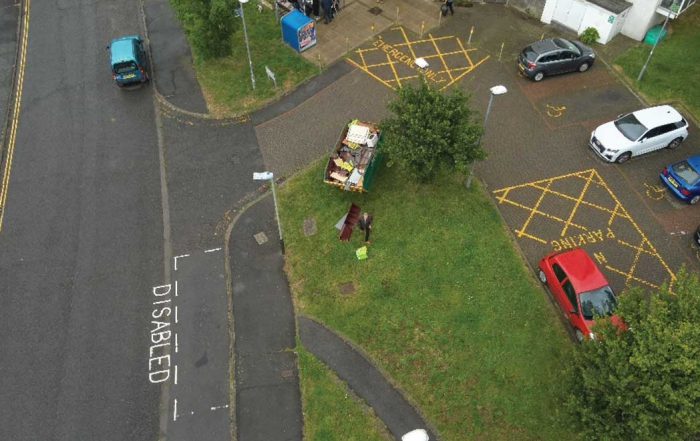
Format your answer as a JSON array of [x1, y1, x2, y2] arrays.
[[280, 159, 577, 441], [172, 3, 317, 117], [614, 7, 700, 120], [298, 343, 392, 441]]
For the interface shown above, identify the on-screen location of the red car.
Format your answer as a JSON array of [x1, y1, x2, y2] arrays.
[[538, 248, 620, 343]]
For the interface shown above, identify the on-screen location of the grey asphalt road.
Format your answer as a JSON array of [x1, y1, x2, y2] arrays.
[[159, 105, 266, 441], [0, 0, 18, 146], [0, 1, 161, 440]]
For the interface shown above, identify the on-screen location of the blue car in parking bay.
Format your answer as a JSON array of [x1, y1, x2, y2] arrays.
[[660, 155, 700, 205], [107, 35, 149, 87]]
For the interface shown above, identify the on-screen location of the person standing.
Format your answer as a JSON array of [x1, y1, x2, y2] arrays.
[[358, 212, 373, 244], [444, 0, 454, 15], [322, 0, 333, 23]]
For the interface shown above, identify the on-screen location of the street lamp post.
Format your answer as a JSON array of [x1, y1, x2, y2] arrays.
[[253, 171, 284, 253], [637, 14, 670, 82], [239, 0, 256, 90], [466, 84, 508, 189]]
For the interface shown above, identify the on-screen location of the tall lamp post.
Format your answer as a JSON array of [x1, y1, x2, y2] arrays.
[[239, 0, 256, 90], [466, 84, 508, 189], [253, 171, 284, 253]]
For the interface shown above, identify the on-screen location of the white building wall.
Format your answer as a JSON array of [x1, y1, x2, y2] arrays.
[[621, 0, 661, 40], [579, 5, 617, 42]]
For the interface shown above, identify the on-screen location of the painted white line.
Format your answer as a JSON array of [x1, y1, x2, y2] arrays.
[[173, 254, 190, 271], [210, 404, 229, 411], [153, 298, 171, 305], [174, 364, 178, 385], [175, 333, 179, 353], [204, 247, 222, 253], [174, 306, 178, 324], [173, 398, 178, 422], [174, 280, 178, 296]]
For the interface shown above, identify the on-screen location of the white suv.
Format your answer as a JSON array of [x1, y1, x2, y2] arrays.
[[589, 105, 689, 164]]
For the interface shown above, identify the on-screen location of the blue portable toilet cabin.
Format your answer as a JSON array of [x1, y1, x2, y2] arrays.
[[281, 10, 316, 53]]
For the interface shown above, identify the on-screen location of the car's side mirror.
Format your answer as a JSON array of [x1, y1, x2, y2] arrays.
[[570, 310, 577, 315], [105, 46, 110, 50]]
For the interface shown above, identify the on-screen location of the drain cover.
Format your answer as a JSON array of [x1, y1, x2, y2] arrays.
[[254, 232, 268, 245], [368, 6, 382, 15]]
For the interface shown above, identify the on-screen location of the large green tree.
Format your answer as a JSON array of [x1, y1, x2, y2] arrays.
[[567, 269, 700, 441], [380, 79, 483, 182], [171, 0, 237, 60]]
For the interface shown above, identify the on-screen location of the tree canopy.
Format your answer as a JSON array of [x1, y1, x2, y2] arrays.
[[566, 269, 700, 441], [172, 0, 237, 60], [380, 79, 484, 182]]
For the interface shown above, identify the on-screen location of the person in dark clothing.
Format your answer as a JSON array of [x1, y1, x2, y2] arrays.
[[322, 0, 333, 23], [444, 0, 454, 15], [358, 212, 373, 244]]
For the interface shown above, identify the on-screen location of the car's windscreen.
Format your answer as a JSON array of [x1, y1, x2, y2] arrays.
[[522, 46, 537, 61], [553, 38, 580, 55], [672, 160, 700, 185], [114, 62, 137, 74], [580, 286, 617, 320], [614, 114, 647, 141]]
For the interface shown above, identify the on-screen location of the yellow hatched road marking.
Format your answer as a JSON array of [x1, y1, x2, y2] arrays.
[[0, 0, 31, 233], [427, 33, 454, 83], [560, 169, 594, 236], [493, 168, 677, 290]]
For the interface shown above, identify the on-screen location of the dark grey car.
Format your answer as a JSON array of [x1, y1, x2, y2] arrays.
[[518, 38, 595, 82]]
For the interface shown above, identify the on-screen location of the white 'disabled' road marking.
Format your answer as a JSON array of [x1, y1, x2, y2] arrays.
[[173, 254, 190, 271]]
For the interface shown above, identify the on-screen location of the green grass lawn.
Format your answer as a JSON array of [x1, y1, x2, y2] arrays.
[[298, 344, 392, 441], [614, 7, 700, 119], [280, 160, 578, 441], [172, 3, 317, 116]]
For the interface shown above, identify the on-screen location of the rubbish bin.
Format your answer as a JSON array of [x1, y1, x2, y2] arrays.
[[281, 10, 317, 52], [644, 25, 668, 45]]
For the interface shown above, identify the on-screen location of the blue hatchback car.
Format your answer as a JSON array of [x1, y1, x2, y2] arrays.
[[107, 35, 149, 87], [660, 155, 700, 205]]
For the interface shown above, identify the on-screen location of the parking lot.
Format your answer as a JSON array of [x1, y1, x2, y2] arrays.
[[466, 38, 700, 294]]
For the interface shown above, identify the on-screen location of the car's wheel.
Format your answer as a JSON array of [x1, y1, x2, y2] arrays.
[[690, 195, 700, 205], [574, 329, 584, 343], [538, 269, 547, 284], [579, 62, 590, 72], [616, 152, 632, 164], [667, 137, 683, 149], [533, 71, 544, 82]]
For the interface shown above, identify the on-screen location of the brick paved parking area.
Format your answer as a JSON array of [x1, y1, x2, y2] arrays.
[[463, 30, 700, 297]]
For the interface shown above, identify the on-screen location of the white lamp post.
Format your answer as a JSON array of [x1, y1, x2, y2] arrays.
[[253, 171, 283, 253], [239, 0, 256, 90], [466, 84, 508, 188]]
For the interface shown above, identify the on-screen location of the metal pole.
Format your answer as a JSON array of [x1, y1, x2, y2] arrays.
[[637, 14, 670, 82], [466, 92, 495, 189], [240, 3, 256, 90], [269, 176, 284, 254]]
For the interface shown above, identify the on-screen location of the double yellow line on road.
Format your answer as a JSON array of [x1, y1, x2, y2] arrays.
[[0, 0, 31, 233]]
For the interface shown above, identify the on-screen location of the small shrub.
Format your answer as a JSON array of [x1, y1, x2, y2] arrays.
[[579, 27, 600, 45]]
